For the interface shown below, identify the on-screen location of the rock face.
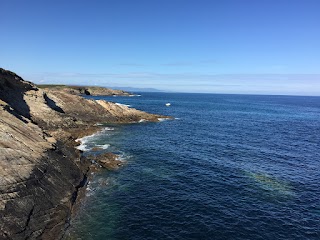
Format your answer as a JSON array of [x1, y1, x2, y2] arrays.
[[0, 68, 167, 239]]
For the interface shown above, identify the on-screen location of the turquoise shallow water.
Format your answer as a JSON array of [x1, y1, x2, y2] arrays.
[[66, 93, 320, 240]]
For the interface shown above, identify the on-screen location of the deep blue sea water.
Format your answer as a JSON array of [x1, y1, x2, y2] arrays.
[[66, 93, 320, 240]]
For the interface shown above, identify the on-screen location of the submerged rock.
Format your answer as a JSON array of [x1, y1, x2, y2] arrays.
[[91, 147, 104, 152]]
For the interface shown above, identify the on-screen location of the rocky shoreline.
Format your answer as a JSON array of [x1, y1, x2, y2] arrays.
[[0, 68, 168, 239]]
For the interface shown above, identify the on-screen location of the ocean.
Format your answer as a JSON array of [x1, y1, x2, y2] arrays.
[[66, 93, 320, 240]]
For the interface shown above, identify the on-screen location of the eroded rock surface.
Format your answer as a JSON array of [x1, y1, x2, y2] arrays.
[[0, 68, 167, 239]]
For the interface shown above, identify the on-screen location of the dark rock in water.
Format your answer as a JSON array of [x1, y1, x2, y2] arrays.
[[93, 152, 124, 170], [0, 68, 168, 239], [91, 147, 104, 152]]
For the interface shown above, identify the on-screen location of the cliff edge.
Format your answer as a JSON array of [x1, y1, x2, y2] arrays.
[[0, 68, 166, 239]]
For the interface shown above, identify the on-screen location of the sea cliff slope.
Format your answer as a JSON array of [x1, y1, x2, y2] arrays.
[[0, 68, 165, 239]]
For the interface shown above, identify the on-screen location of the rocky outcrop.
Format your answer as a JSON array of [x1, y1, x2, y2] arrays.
[[76, 86, 131, 96], [0, 68, 168, 239], [38, 85, 132, 96], [92, 152, 124, 171]]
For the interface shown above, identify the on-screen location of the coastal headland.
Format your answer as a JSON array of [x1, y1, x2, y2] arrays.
[[36, 84, 133, 97], [0, 68, 167, 239]]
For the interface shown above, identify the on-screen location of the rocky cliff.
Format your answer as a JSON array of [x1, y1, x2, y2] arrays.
[[0, 68, 166, 239]]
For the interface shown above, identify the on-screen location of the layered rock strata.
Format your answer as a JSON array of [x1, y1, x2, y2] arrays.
[[0, 68, 166, 239]]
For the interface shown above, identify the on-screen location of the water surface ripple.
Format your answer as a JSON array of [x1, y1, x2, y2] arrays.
[[66, 93, 320, 240]]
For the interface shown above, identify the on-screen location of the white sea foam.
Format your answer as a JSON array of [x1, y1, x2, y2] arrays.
[[115, 102, 131, 107], [76, 144, 90, 151], [117, 152, 131, 161], [75, 134, 97, 151], [95, 144, 110, 149], [85, 181, 94, 196], [139, 119, 147, 123], [75, 127, 114, 151], [86, 186, 95, 197], [103, 127, 114, 131], [158, 118, 169, 122]]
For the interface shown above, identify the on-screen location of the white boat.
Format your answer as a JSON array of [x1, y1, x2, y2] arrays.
[[165, 103, 171, 106]]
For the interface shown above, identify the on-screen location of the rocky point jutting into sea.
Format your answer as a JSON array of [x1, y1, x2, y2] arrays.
[[0, 68, 167, 240]]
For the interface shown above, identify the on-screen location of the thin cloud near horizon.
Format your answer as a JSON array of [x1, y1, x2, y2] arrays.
[[22, 71, 320, 96], [115, 59, 218, 67]]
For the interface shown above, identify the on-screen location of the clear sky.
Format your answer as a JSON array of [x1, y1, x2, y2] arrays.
[[1, 0, 320, 95]]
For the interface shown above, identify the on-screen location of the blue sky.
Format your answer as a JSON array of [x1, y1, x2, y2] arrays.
[[1, 0, 320, 95]]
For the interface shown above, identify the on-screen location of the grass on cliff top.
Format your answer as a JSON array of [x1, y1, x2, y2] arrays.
[[37, 84, 68, 88]]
